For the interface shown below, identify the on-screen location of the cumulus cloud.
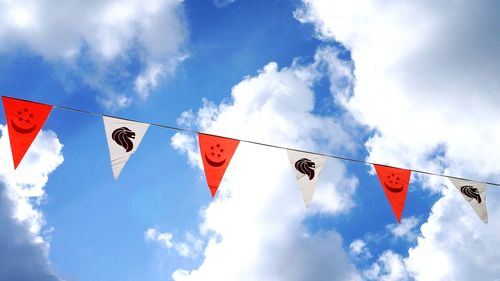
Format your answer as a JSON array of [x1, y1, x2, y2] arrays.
[[364, 250, 409, 281], [0, 125, 64, 280], [296, 0, 500, 182], [296, 0, 500, 280], [0, 0, 188, 107], [168, 48, 363, 280], [403, 183, 500, 280]]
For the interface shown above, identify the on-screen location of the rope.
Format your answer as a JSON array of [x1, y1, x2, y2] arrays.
[[5, 95, 500, 187]]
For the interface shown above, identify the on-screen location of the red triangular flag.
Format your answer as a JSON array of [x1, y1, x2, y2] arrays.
[[198, 133, 239, 197], [374, 164, 411, 223], [2, 96, 53, 169]]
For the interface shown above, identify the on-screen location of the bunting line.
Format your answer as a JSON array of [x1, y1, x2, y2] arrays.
[[4, 95, 500, 188]]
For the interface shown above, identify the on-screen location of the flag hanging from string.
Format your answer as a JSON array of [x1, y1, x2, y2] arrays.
[[448, 178, 488, 224], [103, 116, 149, 179], [374, 164, 412, 223], [2, 96, 53, 169], [198, 133, 239, 197], [287, 150, 327, 207], [2, 96, 499, 225]]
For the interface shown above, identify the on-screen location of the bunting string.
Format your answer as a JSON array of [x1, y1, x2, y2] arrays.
[[5, 95, 500, 188]]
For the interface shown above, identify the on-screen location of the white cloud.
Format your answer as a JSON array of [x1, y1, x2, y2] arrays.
[[171, 131, 200, 168], [213, 0, 237, 8], [349, 239, 371, 260], [145, 227, 204, 258], [364, 250, 409, 281], [349, 239, 366, 255], [362, 185, 500, 281], [145, 228, 174, 248], [0, 125, 64, 280], [296, 0, 500, 183], [145, 227, 159, 240], [387, 216, 420, 242], [297, 0, 500, 280], [0, 0, 188, 107], [403, 183, 500, 281], [169, 49, 363, 280], [134, 63, 163, 99]]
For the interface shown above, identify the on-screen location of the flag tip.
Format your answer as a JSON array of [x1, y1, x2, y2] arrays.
[[304, 200, 312, 208], [209, 186, 218, 198]]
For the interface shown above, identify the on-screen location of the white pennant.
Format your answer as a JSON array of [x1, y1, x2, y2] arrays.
[[287, 150, 327, 207], [448, 178, 488, 224], [103, 116, 149, 179]]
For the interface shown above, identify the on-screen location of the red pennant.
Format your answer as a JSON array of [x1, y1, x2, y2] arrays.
[[198, 133, 239, 198], [2, 97, 53, 169], [374, 164, 411, 223]]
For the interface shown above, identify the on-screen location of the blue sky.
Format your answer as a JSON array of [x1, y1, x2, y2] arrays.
[[1, 0, 500, 281]]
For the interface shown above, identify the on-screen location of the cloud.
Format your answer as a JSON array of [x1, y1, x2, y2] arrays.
[[404, 183, 500, 280], [387, 216, 420, 242], [363, 250, 409, 281], [360, 185, 500, 280], [213, 0, 237, 8], [362, 186, 500, 280], [0, 125, 64, 280], [145, 228, 174, 248], [349, 239, 371, 260], [296, 0, 500, 280], [168, 48, 363, 280], [296, 0, 500, 182], [0, 0, 188, 107], [145, 227, 204, 258]]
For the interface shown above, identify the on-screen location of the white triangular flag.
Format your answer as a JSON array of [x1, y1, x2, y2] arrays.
[[103, 116, 149, 179], [449, 178, 488, 224], [287, 150, 327, 207]]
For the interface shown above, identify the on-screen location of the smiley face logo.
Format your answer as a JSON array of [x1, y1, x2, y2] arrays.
[[204, 143, 226, 167], [383, 172, 405, 193], [10, 108, 38, 134]]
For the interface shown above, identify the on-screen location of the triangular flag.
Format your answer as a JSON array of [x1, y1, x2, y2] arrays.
[[2, 96, 53, 169], [374, 164, 412, 223], [287, 150, 327, 207], [103, 116, 149, 179], [198, 133, 239, 197], [448, 178, 488, 224]]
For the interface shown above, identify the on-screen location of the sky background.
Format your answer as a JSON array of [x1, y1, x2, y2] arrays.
[[0, 0, 500, 280]]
